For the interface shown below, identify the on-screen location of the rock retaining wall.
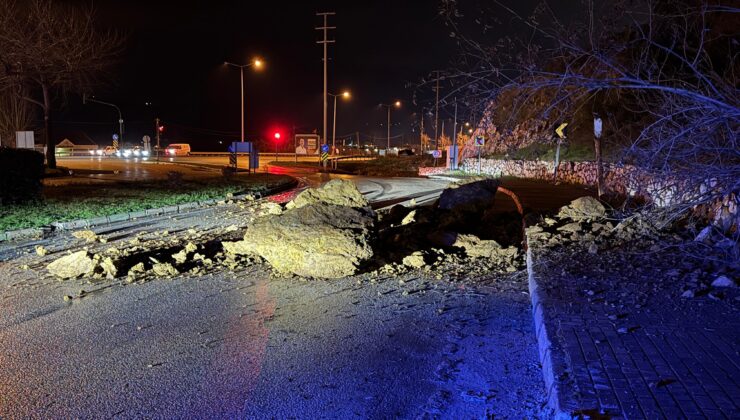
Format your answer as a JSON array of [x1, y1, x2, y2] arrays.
[[421, 158, 739, 231]]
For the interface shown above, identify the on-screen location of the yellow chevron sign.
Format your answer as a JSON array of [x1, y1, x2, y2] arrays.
[[555, 122, 568, 139]]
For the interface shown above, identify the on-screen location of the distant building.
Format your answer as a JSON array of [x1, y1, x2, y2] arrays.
[[56, 136, 98, 155]]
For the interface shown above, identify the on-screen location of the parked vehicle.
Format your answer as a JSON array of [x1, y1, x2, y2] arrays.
[[165, 143, 191, 156]]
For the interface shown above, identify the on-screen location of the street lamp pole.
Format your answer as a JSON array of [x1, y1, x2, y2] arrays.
[[225, 59, 263, 143], [83, 95, 123, 145], [387, 106, 390, 150], [329, 91, 350, 155], [240, 66, 244, 142], [380, 101, 400, 151]]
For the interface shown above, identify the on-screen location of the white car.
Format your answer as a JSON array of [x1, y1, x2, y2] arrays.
[[165, 143, 191, 156]]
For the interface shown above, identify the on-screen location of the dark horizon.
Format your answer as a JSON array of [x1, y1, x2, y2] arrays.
[[52, 0, 466, 151]]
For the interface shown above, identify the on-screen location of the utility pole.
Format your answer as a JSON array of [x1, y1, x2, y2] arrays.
[[155, 117, 161, 163], [452, 99, 458, 169], [316, 12, 335, 147], [434, 71, 440, 150], [387, 106, 391, 150], [420, 111, 424, 153]]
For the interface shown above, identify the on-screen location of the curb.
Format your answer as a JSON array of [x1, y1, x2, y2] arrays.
[[426, 174, 465, 182], [525, 233, 577, 419], [0, 179, 298, 244]]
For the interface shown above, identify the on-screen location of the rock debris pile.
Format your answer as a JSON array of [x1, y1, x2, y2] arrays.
[[45, 178, 527, 281], [222, 180, 375, 278], [528, 195, 739, 297]]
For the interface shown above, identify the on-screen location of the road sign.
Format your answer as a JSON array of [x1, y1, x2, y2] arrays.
[[593, 117, 602, 139], [320, 144, 329, 154], [431, 149, 442, 158], [555, 122, 568, 139], [474, 135, 485, 147], [112, 134, 119, 141]]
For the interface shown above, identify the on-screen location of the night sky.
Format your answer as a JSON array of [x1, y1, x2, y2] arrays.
[[56, 0, 462, 150]]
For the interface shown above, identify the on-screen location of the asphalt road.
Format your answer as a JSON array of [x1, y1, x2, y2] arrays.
[[0, 173, 553, 418]]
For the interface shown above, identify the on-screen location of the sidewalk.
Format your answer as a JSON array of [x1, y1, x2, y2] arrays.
[[526, 217, 740, 418]]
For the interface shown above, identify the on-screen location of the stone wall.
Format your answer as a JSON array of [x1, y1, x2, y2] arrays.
[[421, 158, 739, 231]]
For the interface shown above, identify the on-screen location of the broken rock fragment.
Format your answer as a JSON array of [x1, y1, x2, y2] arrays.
[[557, 196, 606, 221], [286, 179, 368, 210], [402, 251, 426, 268], [151, 262, 179, 277], [72, 230, 99, 243], [453, 234, 519, 262], [47, 250, 96, 279]]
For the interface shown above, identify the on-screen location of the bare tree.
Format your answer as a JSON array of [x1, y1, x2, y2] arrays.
[[0, 83, 33, 147], [440, 0, 739, 221], [0, 0, 124, 167]]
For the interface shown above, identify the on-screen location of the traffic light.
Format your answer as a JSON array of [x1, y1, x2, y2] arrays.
[[158, 124, 165, 133], [274, 132, 281, 140]]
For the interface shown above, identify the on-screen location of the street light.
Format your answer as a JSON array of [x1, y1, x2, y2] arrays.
[[224, 58, 264, 142], [329, 90, 351, 155], [380, 100, 401, 151]]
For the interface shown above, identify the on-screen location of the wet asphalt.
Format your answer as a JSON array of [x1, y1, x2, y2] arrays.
[[0, 173, 553, 418]]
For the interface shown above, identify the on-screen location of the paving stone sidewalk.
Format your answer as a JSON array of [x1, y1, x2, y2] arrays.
[[527, 237, 740, 419]]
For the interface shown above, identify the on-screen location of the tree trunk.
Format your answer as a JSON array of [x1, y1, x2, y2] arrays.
[[42, 82, 55, 168]]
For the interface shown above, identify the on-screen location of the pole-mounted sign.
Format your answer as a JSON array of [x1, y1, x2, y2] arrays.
[[593, 117, 602, 139], [553, 122, 568, 179], [320, 143, 330, 162], [474, 135, 485, 174], [555, 122, 568, 139]]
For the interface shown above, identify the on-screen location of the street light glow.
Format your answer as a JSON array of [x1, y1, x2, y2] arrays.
[[394, 100, 401, 107], [342, 91, 350, 98], [254, 58, 263, 68]]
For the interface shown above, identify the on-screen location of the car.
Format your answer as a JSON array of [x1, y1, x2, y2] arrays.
[[102, 146, 117, 156], [132, 146, 150, 157], [116, 145, 150, 158], [165, 143, 191, 156]]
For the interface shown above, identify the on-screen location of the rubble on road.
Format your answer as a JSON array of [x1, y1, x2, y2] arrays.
[[234, 202, 375, 278], [286, 179, 368, 210], [40, 178, 531, 283], [556, 196, 606, 221], [72, 230, 100, 243], [47, 250, 96, 279], [402, 251, 426, 268], [453, 234, 518, 264]]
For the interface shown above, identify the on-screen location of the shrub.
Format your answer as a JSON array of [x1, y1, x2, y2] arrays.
[[0, 147, 44, 204]]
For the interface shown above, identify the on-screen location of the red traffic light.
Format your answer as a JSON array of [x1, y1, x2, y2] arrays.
[[273, 132, 281, 140], [158, 125, 165, 133]]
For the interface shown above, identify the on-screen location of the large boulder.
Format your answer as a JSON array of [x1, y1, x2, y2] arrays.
[[47, 250, 96, 279], [557, 196, 606, 221], [286, 179, 368, 210], [438, 179, 500, 214], [226, 201, 374, 278]]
